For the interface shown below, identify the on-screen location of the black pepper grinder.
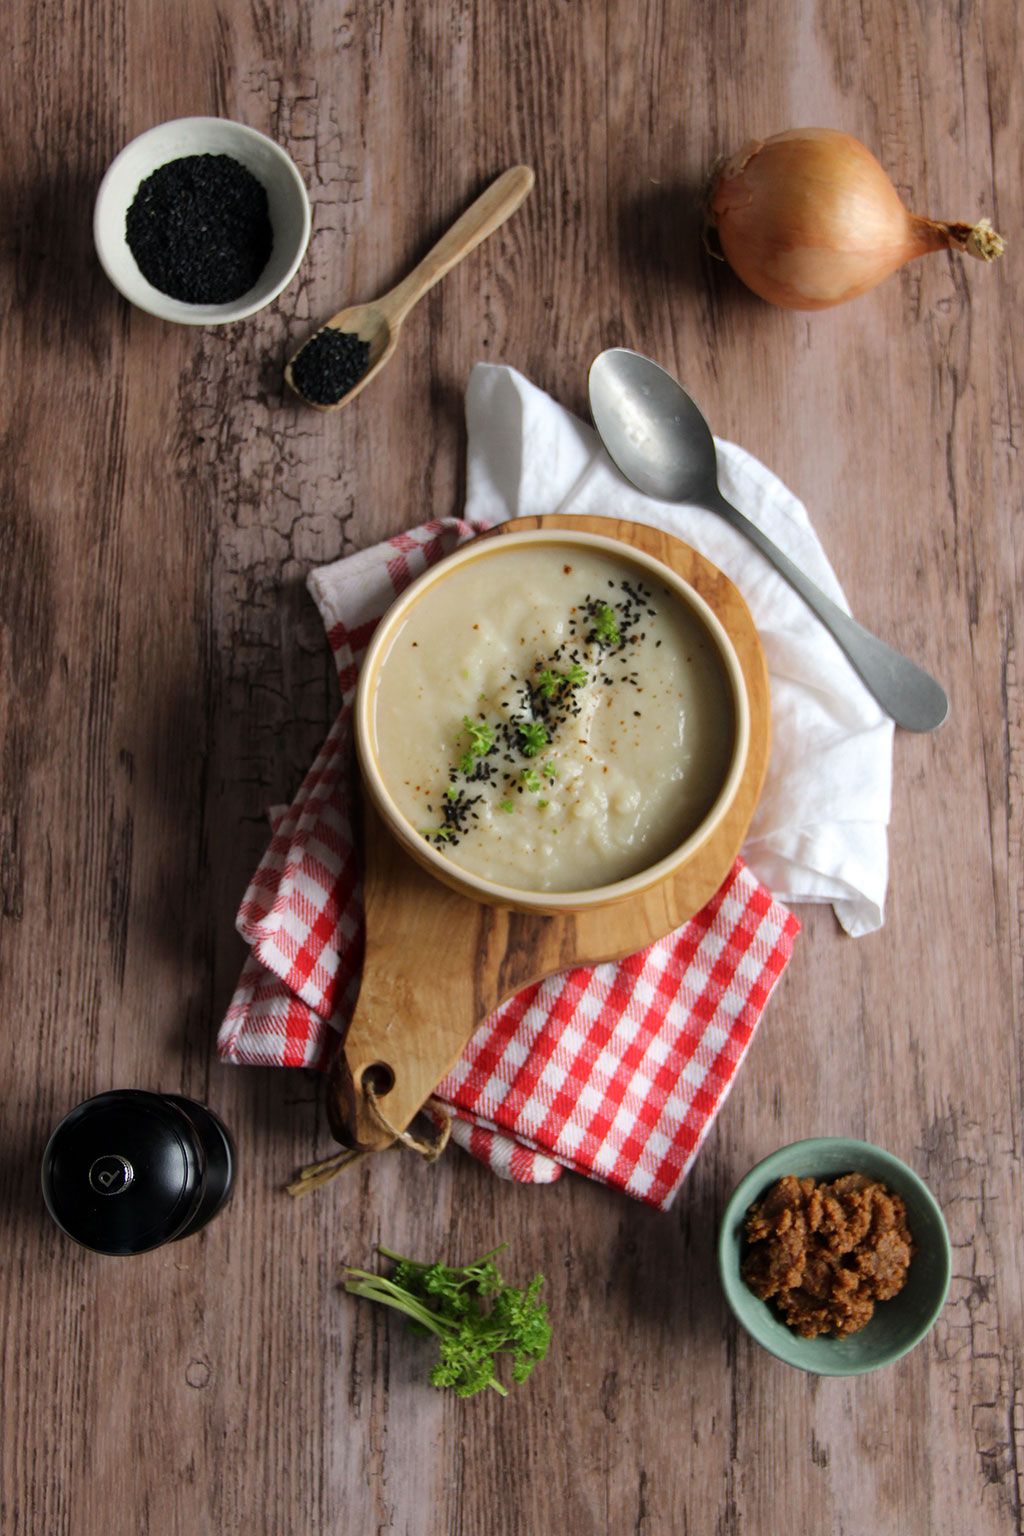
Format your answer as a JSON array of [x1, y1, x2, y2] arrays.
[[41, 1090, 235, 1255]]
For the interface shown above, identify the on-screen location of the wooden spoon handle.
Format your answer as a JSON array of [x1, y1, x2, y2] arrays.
[[380, 165, 535, 326]]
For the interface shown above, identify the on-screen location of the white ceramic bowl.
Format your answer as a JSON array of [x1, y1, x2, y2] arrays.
[[356, 529, 751, 914], [93, 117, 311, 324]]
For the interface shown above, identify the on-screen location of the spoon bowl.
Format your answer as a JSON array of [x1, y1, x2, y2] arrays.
[[588, 349, 949, 732], [286, 165, 534, 412], [589, 349, 721, 505], [285, 302, 397, 412], [326, 305, 395, 377]]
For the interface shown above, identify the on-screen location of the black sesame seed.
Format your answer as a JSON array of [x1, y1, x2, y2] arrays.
[[126, 154, 273, 304], [291, 328, 371, 405]]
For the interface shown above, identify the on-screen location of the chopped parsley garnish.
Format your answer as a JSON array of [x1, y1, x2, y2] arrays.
[[461, 716, 495, 756], [420, 577, 657, 856], [537, 663, 588, 699], [594, 602, 620, 646], [517, 720, 548, 756]]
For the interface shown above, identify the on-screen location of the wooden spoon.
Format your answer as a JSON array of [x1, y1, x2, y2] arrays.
[[285, 164, 535, 411]]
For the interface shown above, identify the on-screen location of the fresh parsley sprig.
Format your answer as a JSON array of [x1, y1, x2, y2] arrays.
[[344, 1244, 551, 1398]]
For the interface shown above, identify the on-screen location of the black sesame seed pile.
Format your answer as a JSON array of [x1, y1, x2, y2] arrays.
[[421, 579, 657, 849], [126, 153, 273, 304], [290, 328, 370, 405], [581, 578, 657, 652]]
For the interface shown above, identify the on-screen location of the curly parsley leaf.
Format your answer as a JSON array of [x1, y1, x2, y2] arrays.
[[344, 1244, 551, 1398], [461, 716, 495, 756], [594, 602, 620, 646], [537, 663, 587, 699], [517, 720, 548, 757]]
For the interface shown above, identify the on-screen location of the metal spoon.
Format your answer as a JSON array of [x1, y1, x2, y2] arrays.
[[286, 165, 534, 412], [588, 348, 949, 732]]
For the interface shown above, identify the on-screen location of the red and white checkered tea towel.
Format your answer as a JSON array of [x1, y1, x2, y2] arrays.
[[218, 517, 800, 1209]]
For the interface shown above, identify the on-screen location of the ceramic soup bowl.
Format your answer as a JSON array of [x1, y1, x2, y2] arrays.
[[355, 528, 750, 914]]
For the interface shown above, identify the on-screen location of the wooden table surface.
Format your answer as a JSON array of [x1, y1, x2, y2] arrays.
[[3, 3, 1021, 1533]]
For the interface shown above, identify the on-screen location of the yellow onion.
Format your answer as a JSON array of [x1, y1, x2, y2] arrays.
[[706, 127, 1003, 310]]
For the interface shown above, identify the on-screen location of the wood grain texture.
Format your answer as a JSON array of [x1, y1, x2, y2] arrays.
[[1, 2, 1021, 1533], [285, 164, 536, 410]]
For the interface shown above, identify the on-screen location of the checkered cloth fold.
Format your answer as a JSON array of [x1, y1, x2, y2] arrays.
[[218, 518, 799, 1208]]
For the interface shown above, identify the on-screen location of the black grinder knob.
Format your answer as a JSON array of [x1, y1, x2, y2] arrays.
[[41, 1090, 234, 1255]]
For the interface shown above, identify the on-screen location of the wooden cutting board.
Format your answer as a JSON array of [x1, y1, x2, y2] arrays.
[[326, 515, 771, 1151]]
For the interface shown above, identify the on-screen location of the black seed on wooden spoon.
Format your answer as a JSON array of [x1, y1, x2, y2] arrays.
[[290, 328, 371, 405]]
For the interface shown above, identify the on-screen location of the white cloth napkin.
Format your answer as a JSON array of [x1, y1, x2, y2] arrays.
[[458, 364, 892, 935]]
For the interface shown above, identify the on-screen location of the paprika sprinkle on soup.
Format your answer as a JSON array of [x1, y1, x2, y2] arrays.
[[125, 153, 273, 304]]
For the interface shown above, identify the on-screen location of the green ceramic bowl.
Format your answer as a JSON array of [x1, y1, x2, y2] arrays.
[[718, 1137, 951, 1375]]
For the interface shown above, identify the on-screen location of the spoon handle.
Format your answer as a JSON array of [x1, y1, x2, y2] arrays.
[[381, 166, 535, 326], [710, 490, 949, 731]]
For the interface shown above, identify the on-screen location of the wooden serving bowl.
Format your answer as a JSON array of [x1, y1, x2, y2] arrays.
[[327, 515, 771, 1153]]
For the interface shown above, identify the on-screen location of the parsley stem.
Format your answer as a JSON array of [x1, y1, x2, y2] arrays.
[[344, 1275, 446, 1337]]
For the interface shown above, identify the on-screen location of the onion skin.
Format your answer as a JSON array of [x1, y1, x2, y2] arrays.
[[707, 128, 1004, 310]]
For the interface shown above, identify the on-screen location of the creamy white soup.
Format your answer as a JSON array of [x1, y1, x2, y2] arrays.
[[371, 542, 736, 892]]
